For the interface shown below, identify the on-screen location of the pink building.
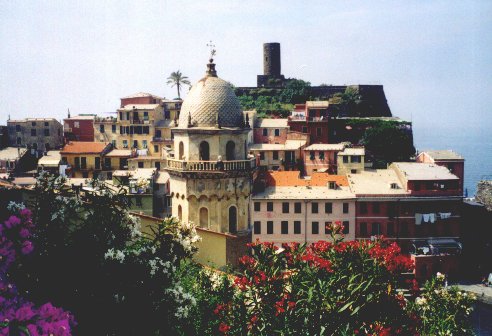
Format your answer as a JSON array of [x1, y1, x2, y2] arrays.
[[253, 118, 289, 144], [416, 150, 464, 193], [303, 143, 345, 175]]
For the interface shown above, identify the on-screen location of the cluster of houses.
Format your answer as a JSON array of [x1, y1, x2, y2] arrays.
[[0, 61, 469, 278]]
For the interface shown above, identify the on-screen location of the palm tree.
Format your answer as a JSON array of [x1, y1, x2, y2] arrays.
[[166, 70, 191, 99]]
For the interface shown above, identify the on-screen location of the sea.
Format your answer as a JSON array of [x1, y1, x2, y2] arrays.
[[413, 125, 492, 198]]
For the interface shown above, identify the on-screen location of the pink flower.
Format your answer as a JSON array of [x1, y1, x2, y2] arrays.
[[21, 240, 34, 255]]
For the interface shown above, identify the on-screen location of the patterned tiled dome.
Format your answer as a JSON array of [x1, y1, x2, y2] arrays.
[[178, 62, 243, 128]]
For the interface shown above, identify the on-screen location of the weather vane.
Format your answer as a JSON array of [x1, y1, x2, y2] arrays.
[[207, 40, 216, 60]]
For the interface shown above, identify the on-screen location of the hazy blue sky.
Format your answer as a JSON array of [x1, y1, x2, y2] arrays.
[[1, 1, 491, 132]]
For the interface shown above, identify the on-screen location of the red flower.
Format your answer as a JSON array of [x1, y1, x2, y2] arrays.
[[219, 322, 231, 334], [250, 315, 258, 324], [287, 301, 296, 309]]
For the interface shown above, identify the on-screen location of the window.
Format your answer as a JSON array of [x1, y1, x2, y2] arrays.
[[262, 129, 268, 136], [155, 162, 161, 170], [199, 208, 208, 228], [281, 221, 288, 234], [312, 202, 318, 214], [274, 129, 280, 136], [294, 202, 302, 213], [325, 221, 332, 234], [316, 128, 322, 136], [372, 202, 380, 214], [312, 221, 319, 234], [267, 202, 273, 212], [282, 202, 290, 213], [343, 203, 349, 214], [254, 202, 261, 212], [329, 181, 336, 189], [123, 140, 128, 148], [272, 166, 279, 171], [343, 221, 349, 234], [80, 157, 87, 169], [126, 112, 130, 120], [32, 122, 36, 126], [31, 129, 36, 136], [319, 151, 325, 160], [371, 222, 381, 236], [325, 202, 332, 213], [82, 172, 89, 178], [351, 155, 361, 163], [44, 129, 49, 136], [44, 122, 49, 126], [260, 152, 265, 160], [133, 140, 138, 148], [360, 222, 368, 236], [135, 196, 143, 207], [388, 203, 396, 219], [310, 151, 315, 160], [119, 112, 123, 120], [142, 140, 148, 149], [267, 221, 273, 234], [16, 137, 21, 145], [155, 130, 162, 138], [95, 157, 101, 170], [74, 157, 80, 168], [100, 124, 105, 133], [271, 151, 278, 161], [359, 202, 368, 214], [164, 110, 170, 119], [228, 206, 238, 233], [143, 111, 149, 120], [400, 222, 409, 235], [111, 140, 116, 148], [143, 126, 149, 134], [387, 222, 394, 236], [302, 126, 308, 133], [414, 182, 421, 191], [178, 142, 184, 160], [343, 156, 349, 163], [112, 124, 116, 133], [294, 221, 301, 234], [154, 145, 159, 153], [138, 162, 144, 168], [254, 221, 261, 234], [15, 125, 21, 132], [226, 141, 236, 160]]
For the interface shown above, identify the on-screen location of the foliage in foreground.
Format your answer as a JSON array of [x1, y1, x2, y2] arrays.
[[180, 224, 476, 335], [0, 204, 76, 336]]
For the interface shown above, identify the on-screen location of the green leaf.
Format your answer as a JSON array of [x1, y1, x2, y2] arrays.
[[338, 301, 353, 313]]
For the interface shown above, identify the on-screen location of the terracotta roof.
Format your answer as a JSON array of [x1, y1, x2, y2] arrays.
[[265, 171, 348, 187], [60, 142, 109, 154]]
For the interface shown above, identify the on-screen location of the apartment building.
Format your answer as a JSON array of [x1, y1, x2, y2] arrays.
[[63, 114, 95, 142], [60, 142, 112, 178], [7, 118, 63, 153]]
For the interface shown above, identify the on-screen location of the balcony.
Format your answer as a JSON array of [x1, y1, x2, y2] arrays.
[[165, 158, 256, 172], [289, 115, 329, 122], [152, 137, 173, 143]]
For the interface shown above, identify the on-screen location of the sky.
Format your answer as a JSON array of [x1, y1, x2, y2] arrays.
[[1, 0, 491, 134]]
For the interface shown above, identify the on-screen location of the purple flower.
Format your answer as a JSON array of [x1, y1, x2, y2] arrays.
[[19, 208, 32, 219], [26, 324, 40, 336], [19, 228, 30, 239], [4, 216, 21, 229], [15, 303, 35, 321], [21, 241, 34, 255]]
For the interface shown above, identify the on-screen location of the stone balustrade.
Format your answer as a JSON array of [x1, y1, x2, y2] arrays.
[[166, 158, 256, 172]]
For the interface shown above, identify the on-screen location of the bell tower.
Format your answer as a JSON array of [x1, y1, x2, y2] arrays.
[[165, 57, 256, 234]]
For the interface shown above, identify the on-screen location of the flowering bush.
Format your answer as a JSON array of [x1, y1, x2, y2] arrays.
[[408, 273, 476, 335], [212, 223, 417, 335], [0, 204, 76, 335]]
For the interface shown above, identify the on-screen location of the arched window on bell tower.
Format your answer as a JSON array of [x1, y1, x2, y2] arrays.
[[226, 141, 235, 160], [228, 206, 237, 234], [199, 207, 209, 228], [178, 141, 184, 160], [199, 141, 210, 160]]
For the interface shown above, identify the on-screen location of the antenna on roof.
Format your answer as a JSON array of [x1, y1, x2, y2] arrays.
[[67, 108, 71, 118]]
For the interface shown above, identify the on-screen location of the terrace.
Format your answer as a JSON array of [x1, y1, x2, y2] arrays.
[[165, 158, 256, 172]]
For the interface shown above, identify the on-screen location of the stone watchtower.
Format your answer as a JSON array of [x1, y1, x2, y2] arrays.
[[166, 58, 256, 234], [257, 42, 285, 87]]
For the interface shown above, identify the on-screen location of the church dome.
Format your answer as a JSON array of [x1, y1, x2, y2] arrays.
[[178, 60, 244, 128]]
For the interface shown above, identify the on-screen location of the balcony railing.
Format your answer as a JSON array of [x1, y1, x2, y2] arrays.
[[152, 137, 173, 143], [166, 158, 256, 172], [289, 115, 329, 122]]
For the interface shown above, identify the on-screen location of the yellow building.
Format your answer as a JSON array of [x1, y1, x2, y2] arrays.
[[165, 58, 255, 234], [337, 147, 365, 175], [60, 142, 112, 178]]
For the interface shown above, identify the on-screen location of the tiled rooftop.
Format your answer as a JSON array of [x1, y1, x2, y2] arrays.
[[0, 147, 28, 160], [266, 171, 349, 187], [105, 149, 133, 157], [392, 162, 459, 181], [253, 185, 354, 200], [249, 139, 306, 151], [255, 118, 288, 128], [419, 150, 464, 161], [347, 169, 408, 195], [304, 143, 345, 151], [60, 142, 109, 154]]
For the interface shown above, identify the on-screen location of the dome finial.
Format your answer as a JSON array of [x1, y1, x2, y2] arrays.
[[206, 40, 217, 77]]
